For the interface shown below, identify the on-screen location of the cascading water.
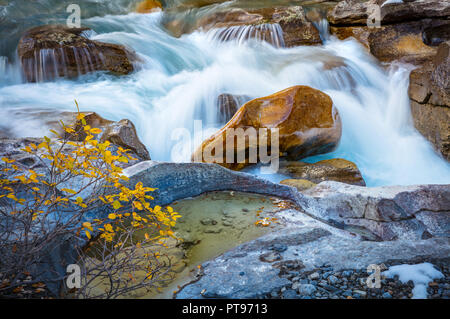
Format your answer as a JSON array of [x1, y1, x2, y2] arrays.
[[207, 23, 285, 48], [0, 10, 449, 186]]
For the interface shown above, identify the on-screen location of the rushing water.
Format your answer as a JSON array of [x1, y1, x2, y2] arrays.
[[0, 6, 449, 186]]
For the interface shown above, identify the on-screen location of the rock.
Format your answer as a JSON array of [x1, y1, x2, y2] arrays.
[[327, 0, 450, 64], [168, 6, 322, 47], [382, 291, 392, 299], [297, 284, 317, 296], [409, 41, 450, 160], [353, 289, 367, 297], [259, 252, 282, 263], [278, 158, 366, 186], [270, 243, 288, 253], [200, 218, 218, 226], [330, 21, 444, 64], [123, 161, 297, 208], [280, 179, 317, 192], [282, 289, 300, 299], [192, 86, 342, 170], [328, 275, 339, 285], [309, 272, 320, 280], [328, 0, 450, 26], [135, 0, 162, 13], [18, 25, 136, 82], [298, 181, 450, 241], [271, 6, 323, 47], [100, 119, 151, 161], [10, 110, 150, 162]]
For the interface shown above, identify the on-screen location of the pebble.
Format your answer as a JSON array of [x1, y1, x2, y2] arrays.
[[353, 290, 367, 297], [309, 272, 319, 280], [297, 284, 317, 296], [282, 289, 299, 299], [328, 275, 339, 285], [382, 292, 392, 299], [200, 218, 217, 226], [259, 252, 282, 263]]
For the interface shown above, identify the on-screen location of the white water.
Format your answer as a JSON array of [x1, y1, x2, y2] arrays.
[[0, 12, 449, 186]]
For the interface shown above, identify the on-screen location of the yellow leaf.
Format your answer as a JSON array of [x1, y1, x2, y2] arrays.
[[112, 200, 121, 210], [108, 213, 117, 220], [82, 222, 93, 231], [61, 188, 77, 194], [1, 157, 15, 164], [85, 230, 91, 239], [89, 128, 102, 134]]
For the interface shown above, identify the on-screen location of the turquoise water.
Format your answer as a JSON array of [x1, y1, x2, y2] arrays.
[[0, 3, 449, 186]]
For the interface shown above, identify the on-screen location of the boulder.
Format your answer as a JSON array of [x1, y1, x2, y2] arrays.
[[330, 20, 446, 64], [192, 86, 342, 170], [327, 0, 450, 64], [135, 0, 163, 13], [278, 158, 366, 186], [0, 110, 150, 163], [409, 41, 450, 160], [58, 112, 150, 162], [18, 25, 136, 82], [100, 119, 151, 162], [123, 161, 296, 207], [297, 181, 450, 241]]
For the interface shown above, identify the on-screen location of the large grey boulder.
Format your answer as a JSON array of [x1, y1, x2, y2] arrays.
[[296, 181, 450, 241], [123, 161, 296, 206]]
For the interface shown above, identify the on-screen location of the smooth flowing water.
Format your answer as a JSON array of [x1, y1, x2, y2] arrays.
[[1, 2, 449, 186]]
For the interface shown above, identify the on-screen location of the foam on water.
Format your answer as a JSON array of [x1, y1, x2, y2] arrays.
[[0, 12, 449, 186]]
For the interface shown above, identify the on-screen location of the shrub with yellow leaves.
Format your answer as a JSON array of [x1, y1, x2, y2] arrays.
[[0, 102, 180, 299]]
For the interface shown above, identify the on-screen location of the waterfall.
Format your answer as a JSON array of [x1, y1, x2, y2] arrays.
[[206, 23, 285, 48], [0, 56, 22, 86], [20, 45, 105, 82], [0, 11, 449, 186], [313, 19, 331, 43]]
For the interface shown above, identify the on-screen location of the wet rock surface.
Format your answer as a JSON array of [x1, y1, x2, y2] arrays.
[[192, 86, 342, 170], [328, 0, 450, 64]]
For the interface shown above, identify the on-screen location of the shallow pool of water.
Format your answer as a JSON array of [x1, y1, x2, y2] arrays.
[[135, 191, 290, 298]]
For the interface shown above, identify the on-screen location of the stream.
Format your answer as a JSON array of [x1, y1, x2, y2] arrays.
[[1, 0, 450, 186]]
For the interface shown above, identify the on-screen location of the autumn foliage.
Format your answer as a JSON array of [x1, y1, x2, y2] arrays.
[[0, 103, 180, 298]]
